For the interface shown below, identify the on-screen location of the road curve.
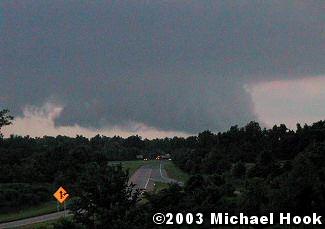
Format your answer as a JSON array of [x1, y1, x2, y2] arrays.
[[129, 162, 181, 192]]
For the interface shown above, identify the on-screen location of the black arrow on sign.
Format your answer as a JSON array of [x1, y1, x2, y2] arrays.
[[59, 191, 67, 199]]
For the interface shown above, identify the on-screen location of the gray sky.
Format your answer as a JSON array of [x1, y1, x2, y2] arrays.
[[1, 1, 324, 137]]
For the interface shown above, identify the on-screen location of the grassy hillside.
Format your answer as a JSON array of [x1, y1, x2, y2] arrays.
[[164, 162, 191, 183]]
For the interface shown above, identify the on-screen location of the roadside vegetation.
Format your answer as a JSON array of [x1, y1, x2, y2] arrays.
[[153, 182, 169, 194], [164, 162, 190, 183], [0, 201, 65, 224], [11, 220, 56, 229], [109, 160, 157, 175], [13, 218, 73, 229]]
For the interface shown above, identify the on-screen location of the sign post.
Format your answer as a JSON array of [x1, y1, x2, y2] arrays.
[[64, 201, 66, 216]]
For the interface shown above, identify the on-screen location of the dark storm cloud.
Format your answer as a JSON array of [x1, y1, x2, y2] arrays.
[[1, 0, 324, 133]]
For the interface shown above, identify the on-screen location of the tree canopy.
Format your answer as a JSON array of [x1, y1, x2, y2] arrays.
[[0, 109, 13, 137]]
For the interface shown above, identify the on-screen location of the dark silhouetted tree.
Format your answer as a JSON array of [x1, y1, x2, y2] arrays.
[[0, 109, 13, 138]]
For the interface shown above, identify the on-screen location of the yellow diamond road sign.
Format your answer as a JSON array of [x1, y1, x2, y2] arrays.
[[54, 186, 69, 204]]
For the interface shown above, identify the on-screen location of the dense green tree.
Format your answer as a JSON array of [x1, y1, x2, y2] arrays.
[[68, 163, 140, 228], [0, 109, 13, 137], [124, 135, 145, 149], [197, 130, 216, 148], [232, 162, 247, 178]]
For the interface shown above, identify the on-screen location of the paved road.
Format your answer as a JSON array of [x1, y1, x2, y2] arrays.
[[0, 210, 70, 229], [129, 162, 181, 192]]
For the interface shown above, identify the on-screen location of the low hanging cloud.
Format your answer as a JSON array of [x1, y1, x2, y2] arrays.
[[1, 1, 324, 134], [3, 102, 188, 139]]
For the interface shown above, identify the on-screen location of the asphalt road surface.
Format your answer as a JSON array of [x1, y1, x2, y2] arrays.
[[129, 162, 181, 192]]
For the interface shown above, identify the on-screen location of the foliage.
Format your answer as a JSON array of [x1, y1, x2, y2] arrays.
[[68, 164, 141, 228], [53, 217, 86, 229], [0, 109, 13, 138], [0, 183, 53, 210], [232, 162, 246, 178]]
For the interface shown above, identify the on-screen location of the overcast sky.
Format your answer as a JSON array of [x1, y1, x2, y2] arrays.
[[1, 1, 324, 138]]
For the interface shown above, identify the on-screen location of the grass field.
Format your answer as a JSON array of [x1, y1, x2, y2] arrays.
[[164, 162, 191, 183], [109, 160, 158, 175], [13, 220, 57, 229], [153, 182, 170, 194], [0, 201, 65, 224], [13, 217, 74, 229]]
